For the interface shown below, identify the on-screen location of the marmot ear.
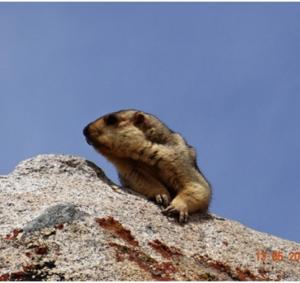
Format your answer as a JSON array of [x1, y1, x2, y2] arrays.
[[134, 112, 146, 125]]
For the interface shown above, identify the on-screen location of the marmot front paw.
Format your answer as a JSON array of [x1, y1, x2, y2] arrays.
[[163, 201, 189, 223], [155, 194, 170, 207]]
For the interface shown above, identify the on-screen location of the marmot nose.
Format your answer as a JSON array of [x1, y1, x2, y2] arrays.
[[83, 125, 93, 145], [83, 125, 90, 137]]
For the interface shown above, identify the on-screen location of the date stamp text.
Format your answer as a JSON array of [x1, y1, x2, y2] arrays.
[[256, 250, 300, 262]]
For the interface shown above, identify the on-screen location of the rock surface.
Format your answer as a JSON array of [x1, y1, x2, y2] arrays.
[[1, 154, 300, 281]]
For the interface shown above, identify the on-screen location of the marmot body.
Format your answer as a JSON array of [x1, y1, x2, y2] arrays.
[[83, 109, 211, 222]]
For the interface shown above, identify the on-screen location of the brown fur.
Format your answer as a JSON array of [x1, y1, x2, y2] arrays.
[[83, 109, 211, 222]]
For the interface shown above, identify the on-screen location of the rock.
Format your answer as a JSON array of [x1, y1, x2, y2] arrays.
[[23, 203, 87, 234], [1, 154, 300, 280]]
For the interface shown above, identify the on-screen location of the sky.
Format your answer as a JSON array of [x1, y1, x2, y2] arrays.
[[1, 3, 300, 243]]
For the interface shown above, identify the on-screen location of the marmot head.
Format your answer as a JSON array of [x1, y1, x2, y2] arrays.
[[83, 109, 157, 156]]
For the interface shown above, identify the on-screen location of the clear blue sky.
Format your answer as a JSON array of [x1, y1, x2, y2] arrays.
[[1, 3, 300, 243]]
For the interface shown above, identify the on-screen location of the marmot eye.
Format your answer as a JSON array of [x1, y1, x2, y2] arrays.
[[105, 114, 118, 126]]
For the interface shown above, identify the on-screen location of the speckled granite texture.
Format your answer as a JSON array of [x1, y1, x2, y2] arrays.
[[1, 154, 300, 280]]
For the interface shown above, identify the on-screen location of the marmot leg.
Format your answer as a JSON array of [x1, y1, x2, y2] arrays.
[[116, 161, 171, 207], [164, 184, 211, 223]]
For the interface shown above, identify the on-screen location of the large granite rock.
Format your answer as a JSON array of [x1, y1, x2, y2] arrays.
[[0, 154, 299, 280]]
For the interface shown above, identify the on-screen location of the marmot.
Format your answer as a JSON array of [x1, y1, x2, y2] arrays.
[[83, 109, 211, 223]]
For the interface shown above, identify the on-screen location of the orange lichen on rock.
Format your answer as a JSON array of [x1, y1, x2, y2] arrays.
[[148, 239, 182, 259], [109, 242, 177, 281], [4, 228, 23, 240], [95, 216, 139, 246]]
